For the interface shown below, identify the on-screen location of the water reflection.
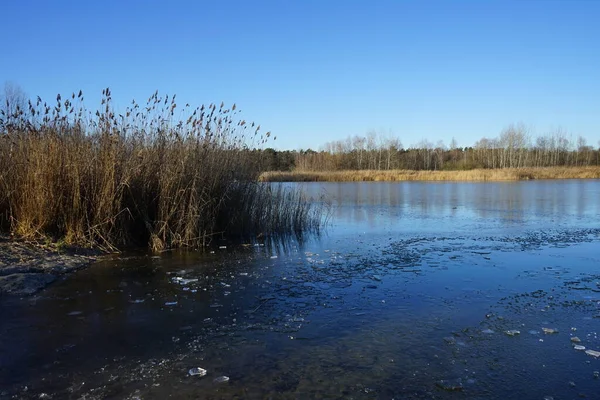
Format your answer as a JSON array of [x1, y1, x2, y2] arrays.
[[1, 181, 600, 399], [299, 180, 600, 232]]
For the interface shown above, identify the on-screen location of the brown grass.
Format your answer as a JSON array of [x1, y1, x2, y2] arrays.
[[0, 89, 324, 251], [260, 167, 600, 182]]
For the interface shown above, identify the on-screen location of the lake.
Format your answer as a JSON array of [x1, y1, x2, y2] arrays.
[[1, 181, 600, 399]]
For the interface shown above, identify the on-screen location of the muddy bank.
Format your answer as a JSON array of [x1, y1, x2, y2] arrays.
[[0, 237, 99, 295]]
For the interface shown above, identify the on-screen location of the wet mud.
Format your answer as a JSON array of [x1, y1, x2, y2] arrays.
[[0, 238, 98, 295]]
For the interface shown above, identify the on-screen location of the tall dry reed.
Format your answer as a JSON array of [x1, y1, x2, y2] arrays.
[[0, 89, 323, 251]]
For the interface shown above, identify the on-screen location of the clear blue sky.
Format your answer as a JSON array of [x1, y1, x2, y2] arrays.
[[1, 0, 598, 150]]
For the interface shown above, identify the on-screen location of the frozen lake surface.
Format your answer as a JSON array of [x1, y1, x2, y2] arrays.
[[1, 180, 600, 399]]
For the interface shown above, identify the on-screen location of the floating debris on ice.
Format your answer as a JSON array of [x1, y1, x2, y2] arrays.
[[189, 367, 207, 377], [571, 337, 581, 343], [574, 345, 586, 351], [213, 376, 230, 383], [585, 349, 600, 358], [129, 299, 145, 304], [172, 277, 198, 285], [542, 327, 558, 334], [505, 330, 521, 336], [165, 301, 178, 306]]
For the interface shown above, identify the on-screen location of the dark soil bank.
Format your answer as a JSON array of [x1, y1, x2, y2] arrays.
[[0, 237, 98, 295]]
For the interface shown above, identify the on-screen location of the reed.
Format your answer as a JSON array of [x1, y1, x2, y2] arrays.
[[260, 167, 600, 182], [0, 89, 323, 251]]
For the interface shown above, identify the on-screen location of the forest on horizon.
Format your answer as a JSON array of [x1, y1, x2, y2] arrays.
[[257, 125, 600, 172], [2, 83, 599, 174]]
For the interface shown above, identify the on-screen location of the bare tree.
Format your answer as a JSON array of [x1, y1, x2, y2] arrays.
[[386, 137, 402, 170], [576, 135, 588, 166], [498, 123, 528, 168], [0, 82, 27, 129], [366, 130, 377, 169], [352, 135, 366, 169]]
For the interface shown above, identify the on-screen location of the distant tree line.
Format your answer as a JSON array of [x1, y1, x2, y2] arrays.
[[2, 83, 598, 173], [251, 125, 600, 172]]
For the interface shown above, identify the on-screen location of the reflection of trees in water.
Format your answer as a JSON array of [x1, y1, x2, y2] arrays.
[[300, 181, 600, 228], [473, 181, 596, 225]]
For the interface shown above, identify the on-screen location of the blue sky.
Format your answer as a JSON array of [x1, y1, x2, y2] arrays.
[[1, 0, 598, 150]]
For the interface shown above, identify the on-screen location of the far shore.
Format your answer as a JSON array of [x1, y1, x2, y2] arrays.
[[260, 166, 600, 182]]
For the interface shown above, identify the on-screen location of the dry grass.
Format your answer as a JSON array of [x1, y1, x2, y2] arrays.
[[0, 89, 324, 251], [260, 167, 600, 182]]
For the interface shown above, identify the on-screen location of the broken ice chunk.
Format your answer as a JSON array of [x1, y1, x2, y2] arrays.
[[189, 367, 207, 377]]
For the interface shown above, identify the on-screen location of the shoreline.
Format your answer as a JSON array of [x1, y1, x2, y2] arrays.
[[0, 238, 101, 295], [260, 167, 600, 182]]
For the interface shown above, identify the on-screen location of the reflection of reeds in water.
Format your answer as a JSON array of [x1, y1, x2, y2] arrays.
[[0, 89, 324, 251], [224, 183, 329, 240], [260, 167, 600, 182]]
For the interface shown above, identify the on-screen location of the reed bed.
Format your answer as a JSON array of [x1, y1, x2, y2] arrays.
[[0, 89, 324, 251], [260, 167, 600, 182]]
